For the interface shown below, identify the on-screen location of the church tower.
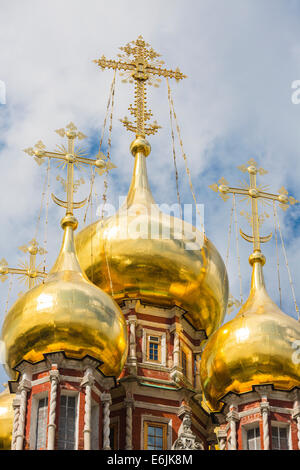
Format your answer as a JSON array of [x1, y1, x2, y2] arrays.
[[200, 159, 300, 450]]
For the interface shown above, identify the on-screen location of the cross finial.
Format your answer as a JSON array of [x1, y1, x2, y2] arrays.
[[0, 238, 47, 289], [210, 158, 298, 261], [24, 122, 116, 228], [94, 36, 186, 138]]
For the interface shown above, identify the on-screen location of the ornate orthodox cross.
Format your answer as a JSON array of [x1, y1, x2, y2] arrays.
[[24, 122, 116, 218], [210, 158, 298, 252], [94, 36, 186, 138], [0, 238, 47, 289]]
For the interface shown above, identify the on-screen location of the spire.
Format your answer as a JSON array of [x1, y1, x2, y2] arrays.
[[94, 36, 186, 139], [210, 158, 299, 310], [94, 37, 186, 210], [0, 239, 47, 289], [24, 122, 117, 277]]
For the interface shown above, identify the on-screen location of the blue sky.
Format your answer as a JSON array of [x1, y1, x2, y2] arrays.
[[0, 0, 300, 389]]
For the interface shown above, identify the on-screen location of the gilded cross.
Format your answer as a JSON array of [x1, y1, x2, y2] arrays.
[[94, 36, 186, 138], [210, 158, 298, 252], [0, 238, 47, 289], [24, 122, 116, 217]]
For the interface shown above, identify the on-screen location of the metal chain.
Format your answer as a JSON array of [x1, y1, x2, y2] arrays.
[[4, 275, 13, 316], [233, 194, 243, 303], [83, 70, 116, 224], [274, 203, 299, 319], [273, 200, 282, 309], [167, 78, 182, 220], [34, 160, 49, 242], [166, 79, 205, 234], [43, 158, 51, 276], [101, 72, 116, 296], [221, 199, 234, 324]]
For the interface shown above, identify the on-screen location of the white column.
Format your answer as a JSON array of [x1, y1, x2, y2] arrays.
[[128, 317, 137, 361], [260, 401, 270, 450], [11, 397, 20, 450], [226, 406, 238, 450], [292, 398, 300, 450], [127, 316, 138, 375], [173, 331, 180, 368], [101, 392, 112, 450], [217, 428, 227, 451], [194, 354, 201, 390], [81, 368, 95, 450], [47, 369, 60, 450], [15, 378, 31, 450], [125, 397, 134, 450]]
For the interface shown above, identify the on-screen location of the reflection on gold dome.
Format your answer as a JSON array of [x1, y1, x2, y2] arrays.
[[200, 254, 300, 412], [0, 386, 13, 449], [2, 219, 128, 379], [76, 139, 228, 337]]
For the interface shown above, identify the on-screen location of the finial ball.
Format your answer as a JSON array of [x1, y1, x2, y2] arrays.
[[130, 137, 151, 157], [61, 214, 78, 231], [248, 165, 257, 175], [66, 154, 75, 163], [249, 251, 266, 266], [66, 130, 77, 139], [28, 245, 38, 255]]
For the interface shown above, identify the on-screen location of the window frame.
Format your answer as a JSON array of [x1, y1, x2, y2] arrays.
[[147, 335, 161, 363], [29, 391, 49, 450], [91, 401, 100, 450], [57, 391, 79, 450], [241, 422, 261, 450], [142, 329, 167, 366], [35, 396, 49, 450], [109, 421, 119, 450], [271, 421, 291, 450], [143, 420, 168, 450], [180, 342, 192, 382]]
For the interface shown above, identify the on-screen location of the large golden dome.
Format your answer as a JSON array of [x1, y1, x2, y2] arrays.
[[76, 139, 228, 337], [2, 217, 128, 379], [200, 252, 300, 412], [0, 386, 13, 450]]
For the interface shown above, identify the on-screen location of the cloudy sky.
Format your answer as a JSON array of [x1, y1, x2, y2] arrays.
[[0, 0, 300, 388]]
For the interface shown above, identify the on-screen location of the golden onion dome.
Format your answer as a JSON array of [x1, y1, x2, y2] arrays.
[[200, 252, 300, 412], [1, 215, 128, 379], [75, 138, 228, 337], [0, 386, 13, 449]]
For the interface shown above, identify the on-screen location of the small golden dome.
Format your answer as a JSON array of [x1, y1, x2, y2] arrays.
[[76, 139, 228, 337], [2, 219, 128, 379], [0, 386, 13, 449], [200, 254, 300, 412]]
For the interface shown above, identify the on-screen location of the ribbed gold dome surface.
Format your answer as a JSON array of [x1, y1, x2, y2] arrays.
[[200, 256, 300, 412], [2, 222, 128, 379], [76, 140, 228, 337], [0, 386, 13, 450]]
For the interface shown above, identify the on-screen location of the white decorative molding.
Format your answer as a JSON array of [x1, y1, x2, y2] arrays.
[[101, 392, 112, 450], [81, 367, 95, 450], [124, 397, 134, 450], [260, 401, 270, 450], [217, 428, 227, 451], [226, 407, 238, 451], [47, 369, 60, 450], [292, 398, 300, 450], [172, 412, 204, 450], [15, 378, 31, 451], [11, 397, 20, 450], [127, 315, 138, 375]]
